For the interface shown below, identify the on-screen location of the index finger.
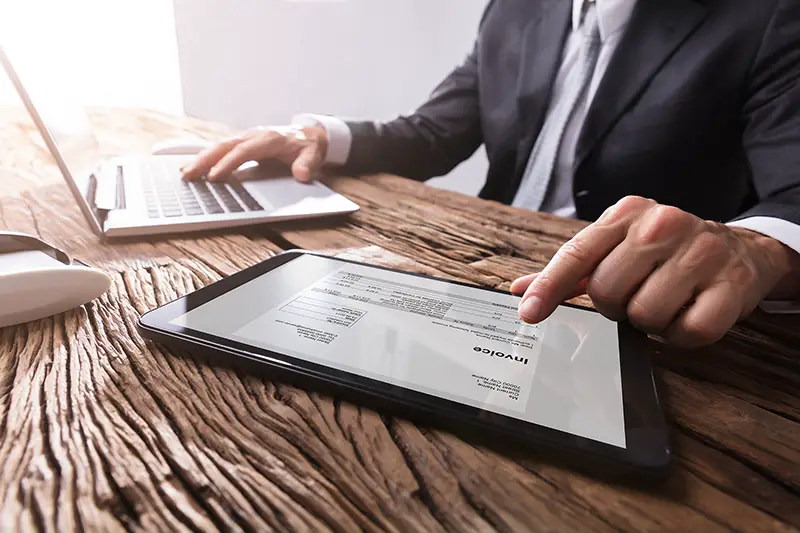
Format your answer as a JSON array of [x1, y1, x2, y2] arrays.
[[518, 222, 628, 323], [181, 137, 244, 180]]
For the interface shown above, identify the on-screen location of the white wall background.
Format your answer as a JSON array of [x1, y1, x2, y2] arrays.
[[0, 0, 183, 113], [173, 0, 490, 195]]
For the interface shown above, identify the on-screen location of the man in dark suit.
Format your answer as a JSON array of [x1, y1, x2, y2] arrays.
[[183, 0, 800, 347]]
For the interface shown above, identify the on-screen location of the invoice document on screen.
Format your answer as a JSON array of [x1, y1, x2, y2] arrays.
[[172, 253, 627, 447]]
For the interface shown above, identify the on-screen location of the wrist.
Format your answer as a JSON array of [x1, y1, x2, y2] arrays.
[[773, 248, 800, 301], [734, 227, 800, 301]]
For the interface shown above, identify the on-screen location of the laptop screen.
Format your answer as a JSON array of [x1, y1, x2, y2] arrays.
[[0, 43, 105, 233]]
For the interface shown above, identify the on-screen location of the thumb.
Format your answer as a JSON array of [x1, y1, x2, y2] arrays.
[[291, 143, 324, 183]]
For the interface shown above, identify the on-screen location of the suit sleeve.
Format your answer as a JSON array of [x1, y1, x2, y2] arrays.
[[338, 2, 496, 181], [733, 0, 800, 226]]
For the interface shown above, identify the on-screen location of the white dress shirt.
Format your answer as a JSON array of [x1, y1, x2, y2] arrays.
[[293, 0, 799, 311]]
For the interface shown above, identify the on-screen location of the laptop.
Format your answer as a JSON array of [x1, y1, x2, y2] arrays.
[[0, 45, 359, 238]]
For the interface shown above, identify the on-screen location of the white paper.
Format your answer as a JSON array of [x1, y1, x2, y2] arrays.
[[234, 263, 544, 414]]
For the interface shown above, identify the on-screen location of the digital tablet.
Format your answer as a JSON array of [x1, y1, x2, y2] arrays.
[[137, 250, 671, 479]]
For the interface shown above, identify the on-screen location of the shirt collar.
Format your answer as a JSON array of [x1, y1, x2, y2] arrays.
[[572, 0, 637, 42]]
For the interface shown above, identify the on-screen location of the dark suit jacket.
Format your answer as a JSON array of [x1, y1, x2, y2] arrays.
[[338, 0, 800, 225]]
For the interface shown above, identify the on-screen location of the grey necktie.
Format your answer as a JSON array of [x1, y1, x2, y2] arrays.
[[512, 1, 602, 211]]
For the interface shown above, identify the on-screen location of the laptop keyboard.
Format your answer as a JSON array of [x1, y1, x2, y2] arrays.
[[139, 161, 264, 218]]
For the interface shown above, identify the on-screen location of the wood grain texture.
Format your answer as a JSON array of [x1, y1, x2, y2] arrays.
[[1, 106, 799, 532]]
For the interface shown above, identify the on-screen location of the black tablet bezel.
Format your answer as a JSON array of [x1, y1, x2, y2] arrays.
[[137, 250, 671, 477]]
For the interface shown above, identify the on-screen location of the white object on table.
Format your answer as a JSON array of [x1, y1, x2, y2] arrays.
[[0, 232, 111, 328]]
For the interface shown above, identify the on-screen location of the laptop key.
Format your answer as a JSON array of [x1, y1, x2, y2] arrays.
[[224, 201, 244, 213], [197, 193, 223, 209], [218, 194, 238, 207], [144, 176, 229, 216], [199, 197, 219, 208]]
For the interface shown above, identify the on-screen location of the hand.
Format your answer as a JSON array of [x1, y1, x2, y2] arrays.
[[510, 196, 800, 348], [180, 124, 328, 182]]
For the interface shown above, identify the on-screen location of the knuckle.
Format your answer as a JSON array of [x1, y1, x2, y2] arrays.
[[613, 195, 655, 216], [652, 204, 687, 225], [264, 129, 283, 141], [626, 298, 664, 332], [586, 276, 616, 307], [616, 195, 652, 213], [677, 317, 725, 347], [585, 277, 627, 319], [636, 204, 690, 245], [597, 198, 640, 225], [557, 237, 591, 265]]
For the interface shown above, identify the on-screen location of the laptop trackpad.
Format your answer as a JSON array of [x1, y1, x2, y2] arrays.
[[244, 177, 339, 211]]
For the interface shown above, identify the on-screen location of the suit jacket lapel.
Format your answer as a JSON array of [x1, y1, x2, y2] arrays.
[[575, 0, 707, 168], [513, 0, 573, 192]]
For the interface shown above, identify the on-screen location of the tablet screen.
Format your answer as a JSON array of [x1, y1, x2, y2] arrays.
[[171, 253, 626, 448]]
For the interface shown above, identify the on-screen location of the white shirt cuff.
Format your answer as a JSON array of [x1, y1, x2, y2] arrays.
[[727, 216, 800, 314], [291, 113, 352, 166]]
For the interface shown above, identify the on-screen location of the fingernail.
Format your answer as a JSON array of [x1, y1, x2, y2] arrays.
[[208, 168, 219, 180], [519, 296, 541, 322]]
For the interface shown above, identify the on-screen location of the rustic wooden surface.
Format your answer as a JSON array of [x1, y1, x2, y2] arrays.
[[1, 106, 799, 533]]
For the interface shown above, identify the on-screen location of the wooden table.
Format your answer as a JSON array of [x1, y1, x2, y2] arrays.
[[1, 107, 798, 533]]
